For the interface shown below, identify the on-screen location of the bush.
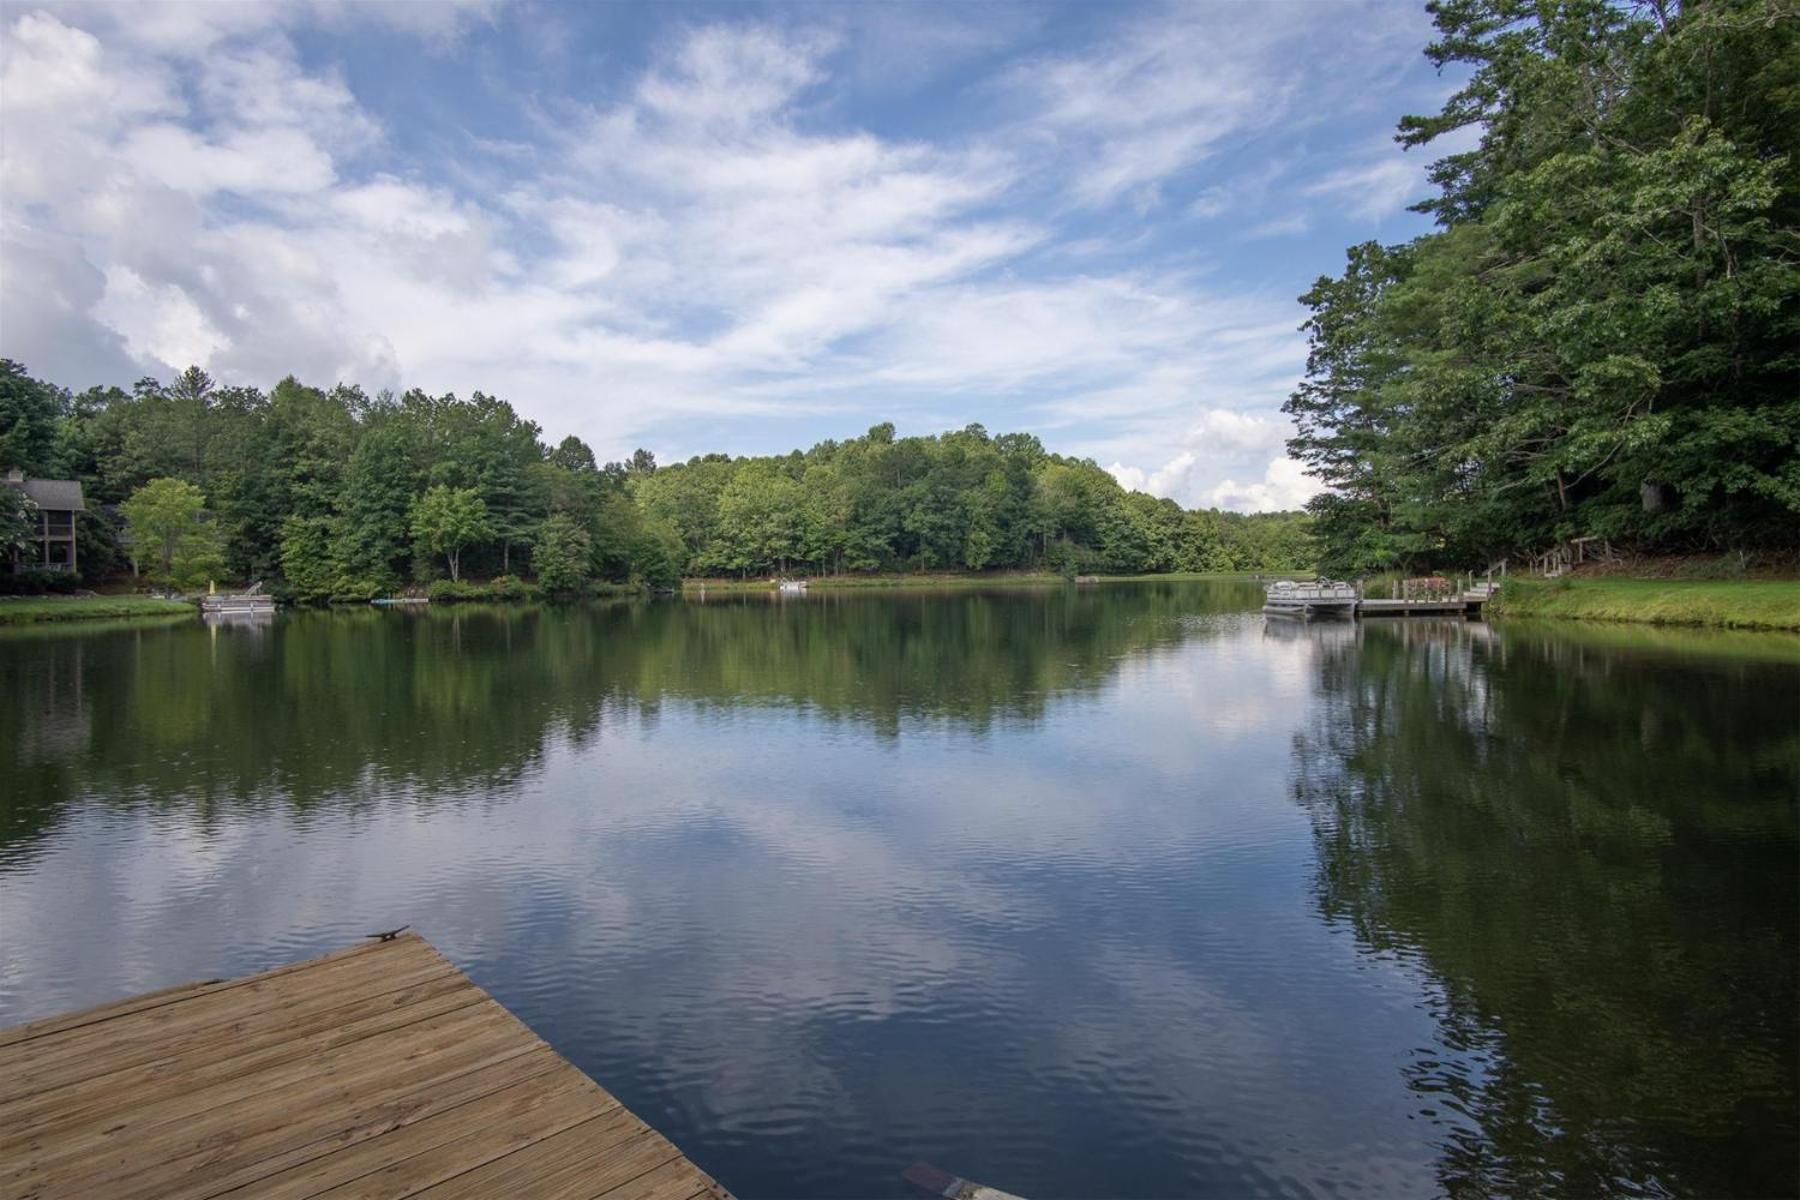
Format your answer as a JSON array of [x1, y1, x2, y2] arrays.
[[330, 577, 388, 603], [533, 514, 591, 594], [0, 568, 81, 595], [426, 578, 487, 603], [423, 577, 539, 604], [487, 574, 533, 601]]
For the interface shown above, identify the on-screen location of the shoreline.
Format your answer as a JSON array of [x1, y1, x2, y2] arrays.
[[1487, 577, 1800, 632], [5, 575, 1795, 635], [680, 570, 1283, 593], [0, 596, 197, 625]]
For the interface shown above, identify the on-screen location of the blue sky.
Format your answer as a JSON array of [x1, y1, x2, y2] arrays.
[[0, 0, 1459, 510]]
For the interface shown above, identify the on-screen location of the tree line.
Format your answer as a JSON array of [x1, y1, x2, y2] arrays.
[[1288, 0, 1798, 576], [0, 360, 1314, 597]]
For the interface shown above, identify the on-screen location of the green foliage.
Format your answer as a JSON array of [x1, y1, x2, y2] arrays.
[[631, 516, 684, 592], [1292, 0, 1800, 574], [1, 484, 35, 560], [0, 359, 62, 473], [120, 477, 223, 591], [425, 576, 537, 603], [1489, 577, 1800, 630], [634, 424, 1314, 579], [410, 485, 491, 582], [336, 420, 414, 588], [0, 595, 193, 621], [0, 567, 80, 596], [425, 579, 485, 603], [328, 577, 387, 603], [7, 357, 1317, 593], [279, 515, 341, 603], [486, 574, 533, 601], [532, 513, 591, 594]]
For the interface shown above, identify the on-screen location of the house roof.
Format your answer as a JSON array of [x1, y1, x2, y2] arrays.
[[7, 477, 86, 512]]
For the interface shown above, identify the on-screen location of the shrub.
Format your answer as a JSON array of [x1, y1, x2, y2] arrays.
[[424, 576, 541, 604], [533, 514, 592, 594], [487, 574, 534, 601], [426, 578, 486, 603], [0, 568, 81, 595], [330, 577, 388, 603]]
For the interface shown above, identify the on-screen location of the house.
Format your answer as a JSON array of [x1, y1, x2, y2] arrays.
[[4, 467, 85, 573]]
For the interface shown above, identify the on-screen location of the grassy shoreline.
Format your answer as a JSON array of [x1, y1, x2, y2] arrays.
[[680, 570, 1281, 592], [0, 596, 198, 625], [10, 575, 1788, 636], [1488, 577, 1800, 631]]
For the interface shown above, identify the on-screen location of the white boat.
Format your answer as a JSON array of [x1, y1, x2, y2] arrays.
[[777, 579, 808, 593], [1263, 579, 1357, 618]]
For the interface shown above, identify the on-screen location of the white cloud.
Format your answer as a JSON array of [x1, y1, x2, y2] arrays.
[[68, 0, 499, 56], [1001, 8, 1287, 208], [635, 24, 831, 130], [0, 2, 1443, 506], [1244, 214, 1310, 239], [1205, 456, 1320, 513], [95, 264, 228, 367], [121, 123, 338, 194], [1106, 408, 1300, 509], [1303, 151, 1425, 220]]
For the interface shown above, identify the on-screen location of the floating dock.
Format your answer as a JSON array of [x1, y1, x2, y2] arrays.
[[0, 934, 732, 1200], [1354, 597, 1482, 617], [200, 593, 276, 615], [1264, 580, 1496, 620]]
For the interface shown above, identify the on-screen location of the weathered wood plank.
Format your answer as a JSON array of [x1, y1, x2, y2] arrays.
[[2, 1003, 532, 1195], [1, 975, 485, 1143], [0, 935, 448, 1081], [592, 1157, 731, 1200], [0, 957, 462, 1106], [0, 936, 733, 1200], [3, 997, 511, 1154], [139, 1050, 570, 1200], [406, 1123, 678, 1200], [147, 1065, 615, 1200], [307, 1096, 640, 1200], [0, 935, 400, 1049]]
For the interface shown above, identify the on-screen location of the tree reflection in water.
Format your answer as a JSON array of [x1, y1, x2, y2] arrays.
[[1289, 619, 1798, 1198], [0, 583, 1255, 861]]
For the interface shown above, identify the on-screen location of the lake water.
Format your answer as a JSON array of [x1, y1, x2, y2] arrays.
[[1, 583, 1795, 1199]]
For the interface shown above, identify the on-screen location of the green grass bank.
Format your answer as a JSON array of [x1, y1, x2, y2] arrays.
[[1489, 577, 1800, 631], [0, 596, 198, 625]]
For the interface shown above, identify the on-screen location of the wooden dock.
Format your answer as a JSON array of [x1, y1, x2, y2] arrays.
[[1354, 597, 1480, 616], [0, 934, 732, 1200], [1264, 580, 1497, 621], [200, 594, 276, 615]]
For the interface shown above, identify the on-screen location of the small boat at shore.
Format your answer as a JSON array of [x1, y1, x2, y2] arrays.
[[777, 578, 809, 593]]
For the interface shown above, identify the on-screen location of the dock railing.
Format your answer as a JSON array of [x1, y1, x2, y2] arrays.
[[1266, 581, 1358, 603]]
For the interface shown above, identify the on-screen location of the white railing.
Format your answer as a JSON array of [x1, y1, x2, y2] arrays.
[[1266, 581, 1358, 602]]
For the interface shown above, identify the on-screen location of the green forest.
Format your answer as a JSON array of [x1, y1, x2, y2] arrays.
[[0, 360, 1313, 599], [1288, 0, 1798, 574]]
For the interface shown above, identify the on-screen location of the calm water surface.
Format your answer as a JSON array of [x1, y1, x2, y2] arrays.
[[1, 583, 1795, 1199]]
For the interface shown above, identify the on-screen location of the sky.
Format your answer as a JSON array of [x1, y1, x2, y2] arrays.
[[0, 0, 1459, 512]]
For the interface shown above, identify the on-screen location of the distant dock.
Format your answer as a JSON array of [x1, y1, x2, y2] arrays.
[[0, 933, 733, 1200], [1264, 579, 1497, 620], [200, 592, 276, 615]]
